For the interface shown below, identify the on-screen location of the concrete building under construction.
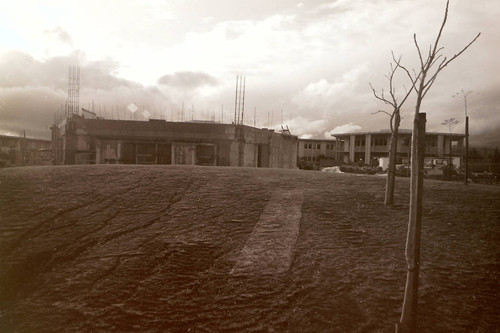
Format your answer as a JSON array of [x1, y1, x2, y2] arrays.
[[51, 115, 298, 169]]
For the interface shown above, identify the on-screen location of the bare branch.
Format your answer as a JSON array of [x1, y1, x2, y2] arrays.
[[388, 69, 397, 104], [438, 32, 481, 69], [421, 32, 481, 98], [372, 110, 392, 117], [422, 57, 447, 97], [414, 34, 424, 68], [369, 83, 396, 107], [412, 68, 418, 80], [431, 0, 450, 56], [428, 52, 444, 69], [422, 78, 437, 99], [392, 55, 421, 105]]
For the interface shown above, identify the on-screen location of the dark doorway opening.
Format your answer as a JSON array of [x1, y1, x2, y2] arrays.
[[157, 144, 171, 164], [196, 144, 216, 166], [121, 142, 136, 164]]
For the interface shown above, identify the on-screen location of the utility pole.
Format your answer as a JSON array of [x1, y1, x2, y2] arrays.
[[453, 90, 472, 184], [441, 118, 459, 169]]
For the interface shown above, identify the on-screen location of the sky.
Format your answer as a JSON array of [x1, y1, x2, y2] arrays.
[[0, 0, 499, 146]]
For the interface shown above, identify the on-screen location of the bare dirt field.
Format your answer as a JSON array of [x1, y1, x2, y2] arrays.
[[0, 165, 499, 332]]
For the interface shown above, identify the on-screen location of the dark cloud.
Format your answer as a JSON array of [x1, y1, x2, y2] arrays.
[[0, 86, 65, 138], [472, 131, 500, 148], [44, 26, 73, 46], [158, 71, 219, 89], [0, 51, 172, 138], [0, 51, 142, 91]]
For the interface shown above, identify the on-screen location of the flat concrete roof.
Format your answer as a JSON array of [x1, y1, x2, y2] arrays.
[[297, 138, 337, 142], [0, 134, 51, 142]]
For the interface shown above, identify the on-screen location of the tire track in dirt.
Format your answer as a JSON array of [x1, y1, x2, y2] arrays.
[[60, 174, 200, 255], [0, 201, 97, 257], [0, 174, 145, 257], [0, 170, 200, 307], [50, 174, 210, 296], [94, 174, 203, 245]]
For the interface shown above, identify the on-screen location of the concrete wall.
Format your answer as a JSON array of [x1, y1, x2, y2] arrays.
[[256, 131, 295, 169]]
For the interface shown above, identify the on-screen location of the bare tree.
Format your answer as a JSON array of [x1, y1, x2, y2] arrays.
[[396, 1, 480, 332], [370, 54, 418, 206]]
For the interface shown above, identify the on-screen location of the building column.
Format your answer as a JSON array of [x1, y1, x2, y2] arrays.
[[349, 134, 355, 163], [437, 135, 444, 158], [117, 141, 122, 163], [336, 139, 340, 162], [171, 143, 176, 165], [365, 134, 372, 165], [95, 139, 101, 164], [155, 143, 158, 164], [135, 142, 138, 164]]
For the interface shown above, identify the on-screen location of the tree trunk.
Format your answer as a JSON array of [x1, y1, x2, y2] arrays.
[[397, 112, 426, 333], [385, 112, 401, 205]]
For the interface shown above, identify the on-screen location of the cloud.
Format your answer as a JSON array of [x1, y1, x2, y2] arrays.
[[157, 71, 219, 89], [0, 51, 139, 91], [203, 16, 214, 24], [44, 26, 73, 46], [287, 117, 328, 139], [156, 71, 222, 105], [330, 123, 363, 134], [293, 64, 369, 111], [0, 0, 498, 146]]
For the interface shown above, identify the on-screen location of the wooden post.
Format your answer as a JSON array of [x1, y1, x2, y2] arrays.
[[465, 116, 469, 185], [397, 112, 426, 333]]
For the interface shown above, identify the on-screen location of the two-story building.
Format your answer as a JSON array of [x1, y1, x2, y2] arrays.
[[0, 134, 52, 167], [332, 129, 465, 168], [297, 138, 340, 168]]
